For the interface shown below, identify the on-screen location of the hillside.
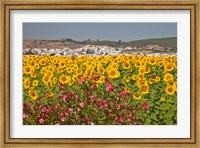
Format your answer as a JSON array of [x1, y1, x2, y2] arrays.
[[23, 37, 177, 49], [126, 37, 177, 48]]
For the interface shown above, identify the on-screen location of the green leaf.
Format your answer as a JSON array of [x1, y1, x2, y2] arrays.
[[150, 113, 158, 121]]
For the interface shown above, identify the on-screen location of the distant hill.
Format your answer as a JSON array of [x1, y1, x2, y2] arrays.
[[23, 37, 177, 49], [126, 37, 177, 48]]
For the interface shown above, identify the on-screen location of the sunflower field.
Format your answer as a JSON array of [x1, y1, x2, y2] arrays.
[[23, 54, 177, 125]]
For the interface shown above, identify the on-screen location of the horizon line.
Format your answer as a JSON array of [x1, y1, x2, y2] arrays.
[[23, 36, 177, 42]]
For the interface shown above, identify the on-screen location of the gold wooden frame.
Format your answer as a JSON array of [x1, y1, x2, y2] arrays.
[[0, 0, 199, 147]]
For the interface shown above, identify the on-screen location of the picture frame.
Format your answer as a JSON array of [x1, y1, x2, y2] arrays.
[[0, 0, 199, 147]]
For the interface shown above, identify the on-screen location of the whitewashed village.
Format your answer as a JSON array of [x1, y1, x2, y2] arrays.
[[23, 44, 176, 57]]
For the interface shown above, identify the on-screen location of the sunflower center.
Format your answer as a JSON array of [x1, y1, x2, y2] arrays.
[[141, 86, 147, 92], [135, 94, 139, 97], [110, 70, 116, 76], [167, 65, 172, 69], [31, 91, 35, 97], [44, 76, 49, 81], [26, 67, 30, 72], [168, 87, 173, 92], [62, 77, 66, 82]]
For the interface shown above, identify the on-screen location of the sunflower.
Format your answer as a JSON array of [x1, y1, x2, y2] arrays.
[[66, 67, 73, 74], [165, 63, 174, 71], [148, 57, 156, 65], [39, 59, 46, 66], [138, 74, 144, 80], [150, 74, 156, 80], [116, 56, 122, 62], [97, 66, 105, 75], [160, 97, 166, 101], [149, 78, 154, 85], [110, 62, 118, 69], [123, 61, 131, 69], [123, 76, 130, 83], [48, 80, 53, 89], [59, 60, 66, 68], [139, 66, 146, 74], [72, 75, 78, 82], [53, 77, 57, 84], [76, 68, 82, 76], [108, 68, 120, 79], [30, 71, 37, 78], [155, 76, 161, 82], [165, 85, 176, 95], [166, 79, 175, 85], [45, 91, 53, 98], [69, 81, 74, 86], [80, 63, 87, 69], [85, 66, 94, 75], [134, 60, 141, 68], [144, 67, 151, 74], [32, 80, 38, 87], [42, 74, 50, 84], [59, 74, 71, 84], [46, 71, 53, 78], [29, 89, 38, 100], [140, 85, 149, 94], [40, 68, 47, 75], [23, 78, 30, 89], [137, 79, 147, 88], [158, 61, 164, 67], [57, 67, 64, 73], [96, 76, 104, 84], [132, 93, 142, 100], [73, 64, 79, 71], [131, 74, 138, 81], [34, 63, 40, 69], [24, 65, 32, 75], [164, 73, 174, 82]]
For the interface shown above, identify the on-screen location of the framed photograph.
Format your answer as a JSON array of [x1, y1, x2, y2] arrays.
[[0, 0, 199, 147]]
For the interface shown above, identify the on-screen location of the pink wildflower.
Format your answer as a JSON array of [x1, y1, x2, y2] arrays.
[[61, 117, 65, 122], [119, 117, 124, 123], [116, 104, 121, 110], [58, 94, 63, 98], [104, 77, 109, 83], [65, 112, 70, 117], [68, 108, 73, 113], [91, 84, 96, 90], [39, 118, 44, 124], [104, 103, 108, 107], [54, 105, 58, 110], [63, 95, 67, 102], [23, 113, 29, 119], [93, 74, 100, 81], [100, 105, 104, 110], [106, 84, 114, 92], [97, 99, 102, 103], [75, 95, 80, 99], [90, 98, 95, 103], [78, 78, 84, 83], [77, 108, 80, 113], [79, 102, 85, 108], [41, 107, 47, 113], [115, 116, 119, 121], [142, 101, 151, 110], [119, 91, 126, 98], [89, 96, 95, 103]]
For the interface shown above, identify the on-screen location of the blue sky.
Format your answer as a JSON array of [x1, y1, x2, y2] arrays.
[[23, 23, 177, 41]]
